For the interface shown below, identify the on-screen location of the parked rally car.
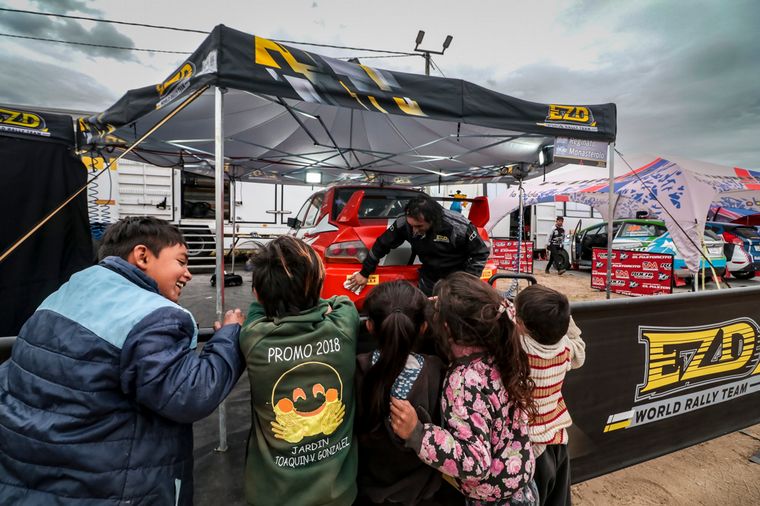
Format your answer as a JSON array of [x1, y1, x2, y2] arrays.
[[571, 219, 726, 279], [287, 185, 497, 310], [705, 221, 760, 279]]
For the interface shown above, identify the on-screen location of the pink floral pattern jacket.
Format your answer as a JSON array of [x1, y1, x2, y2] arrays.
[[405, 353, 535, 504]]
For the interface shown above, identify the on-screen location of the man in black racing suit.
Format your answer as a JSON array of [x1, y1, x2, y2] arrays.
[[545, 216, 567, 275], [346, 196, 490, 296]]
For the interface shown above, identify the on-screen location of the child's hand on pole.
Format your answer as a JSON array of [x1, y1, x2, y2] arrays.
[[214, 308, 244, 330]]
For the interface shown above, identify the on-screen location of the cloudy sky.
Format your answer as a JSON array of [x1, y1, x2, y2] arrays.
[[1, 0, 758, 167]]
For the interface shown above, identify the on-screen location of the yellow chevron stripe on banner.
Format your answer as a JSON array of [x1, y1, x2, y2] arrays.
[[603, 419, 632, 433]]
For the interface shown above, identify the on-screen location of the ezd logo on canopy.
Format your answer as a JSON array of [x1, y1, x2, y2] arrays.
[[538, 104, 599, 133], [603, 318, 760, 432], [0, 107, 49, 137]]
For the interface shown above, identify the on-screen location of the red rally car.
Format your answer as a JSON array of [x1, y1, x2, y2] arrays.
[[287, 185, 497, 310]]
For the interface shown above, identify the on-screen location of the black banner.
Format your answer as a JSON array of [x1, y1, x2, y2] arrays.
[[0, 137, 93, 336], [0, 104, 75, 145], [566, 287, 760, 482]]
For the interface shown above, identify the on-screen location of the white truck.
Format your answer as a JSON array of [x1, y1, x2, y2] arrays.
[[85, 158, 319, 270]]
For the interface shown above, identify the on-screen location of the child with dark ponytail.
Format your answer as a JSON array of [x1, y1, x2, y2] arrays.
[[355, 280, 447, 505], [390, 272, 538, 506]]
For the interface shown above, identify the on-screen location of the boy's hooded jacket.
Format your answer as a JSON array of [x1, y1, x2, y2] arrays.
[[240, 296, 359, 506], [0, 256, 245, 505]]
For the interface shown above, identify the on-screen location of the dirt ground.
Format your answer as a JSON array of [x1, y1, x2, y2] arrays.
[[511, 267, 760, 506]]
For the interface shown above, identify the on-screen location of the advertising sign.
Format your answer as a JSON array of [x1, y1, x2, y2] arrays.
[[553, 136, 608, 167], [566, 287, 760, 482], [491, 239, 533, 273], [591, 248, 672, 296]]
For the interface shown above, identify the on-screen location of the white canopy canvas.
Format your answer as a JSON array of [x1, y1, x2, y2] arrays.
[[487, 154, 760, 273]]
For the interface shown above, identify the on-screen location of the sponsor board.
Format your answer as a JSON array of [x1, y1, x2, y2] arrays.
[[603, 318, 760, 432], [490, 239, 533, 273], [591, 248, 672, 296], [554, 136, 607, 167], [565, 288, 760, 482]]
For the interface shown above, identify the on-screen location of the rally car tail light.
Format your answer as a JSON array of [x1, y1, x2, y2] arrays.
[[723, 231, 743, 246], [325, 241, 369, 263]]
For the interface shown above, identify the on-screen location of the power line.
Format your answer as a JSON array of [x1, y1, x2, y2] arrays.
[[0, 7, 415, 55], [337, 54, 421, 61], [0, 33, 191, 54], [0, 30, 416, 60], [0, 7, 208, 34], [274, 39, 414, 55]]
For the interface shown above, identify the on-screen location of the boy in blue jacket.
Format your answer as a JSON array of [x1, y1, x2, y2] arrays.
[[0, 216, 246, 505]]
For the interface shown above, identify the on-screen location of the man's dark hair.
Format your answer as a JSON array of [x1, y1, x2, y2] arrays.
[[514, 284, 570, 346], [250, 236, 325, 318], [556, 216, 564, 221], [405, 196, 443, 231], [98, 217, 186, 261]]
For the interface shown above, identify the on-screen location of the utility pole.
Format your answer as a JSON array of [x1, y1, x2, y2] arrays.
[[413, 30, 453, 76]]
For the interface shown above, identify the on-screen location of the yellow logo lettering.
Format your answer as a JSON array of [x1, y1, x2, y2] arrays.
[[546, 105, 594, 125], [157, 63, 194, 95], [393, 97, 425, 117], [636, 319, 760, 400], [0, 107, 44, 129], [254, 36, 316, 81]]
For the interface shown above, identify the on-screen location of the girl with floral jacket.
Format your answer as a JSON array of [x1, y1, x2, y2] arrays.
[[390, 272, 538, 506]]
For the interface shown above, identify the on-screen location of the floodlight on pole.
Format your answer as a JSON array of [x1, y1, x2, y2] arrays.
[[538, 145, 554, 167], [412, 30, 453, 76], [415, 30, 425, 47], [305, 170, 322, 184]]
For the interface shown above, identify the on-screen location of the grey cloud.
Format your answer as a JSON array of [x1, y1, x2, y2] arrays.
[[464, 51, 760, 167], [453, 1, 760, 167], [0, 4, 138, 61], [31, 0, 101, 15], [0, 51, 116, 110]]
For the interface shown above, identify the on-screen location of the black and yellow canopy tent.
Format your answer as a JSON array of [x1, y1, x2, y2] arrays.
[[79, 25, 616, 185], [76, 24, 617, 451]]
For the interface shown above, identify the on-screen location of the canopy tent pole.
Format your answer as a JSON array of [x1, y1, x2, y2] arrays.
[[606, 143, 615, 299], [516, 179, 524, 277], [230, 176, 237, 274], [214, 86, 229, 452]]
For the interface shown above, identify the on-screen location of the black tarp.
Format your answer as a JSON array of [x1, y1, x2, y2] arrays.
[[0, 109, 92, 336], [79, 25, 616, 186]]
